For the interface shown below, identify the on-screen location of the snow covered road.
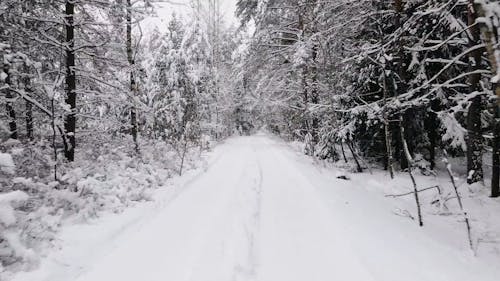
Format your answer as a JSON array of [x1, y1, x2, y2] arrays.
[[13, 133, 500, 281]]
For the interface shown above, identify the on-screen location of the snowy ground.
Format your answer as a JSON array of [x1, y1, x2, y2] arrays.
[[10, 132, 500, 281]]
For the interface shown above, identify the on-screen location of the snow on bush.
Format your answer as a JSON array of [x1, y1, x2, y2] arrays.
[[0, 191, 38, 271], [0, 153, 15, 174], [0, 136, 204, 276], [0, 191, 28, 228]]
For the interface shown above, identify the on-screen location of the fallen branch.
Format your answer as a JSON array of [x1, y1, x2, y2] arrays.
[[393, 208, 415, 220], [385, 185, 441, 198]]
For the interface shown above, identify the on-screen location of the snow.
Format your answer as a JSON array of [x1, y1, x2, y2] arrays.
[[0, 191, 36, 271], [7, 133, 500, 281], [0, 191, 28, 226], [0, 71, 7, 82], [0, 152, 15, 174]]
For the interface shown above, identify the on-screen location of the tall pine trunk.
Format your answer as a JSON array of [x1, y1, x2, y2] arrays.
[[0, 15, 18, 140], [64, 0, 76, 161], [310, 40, 319, 145], [2, 55, 17, 139], [382, 68, 394, 178], [466, 0, 483, 184], [25, 99, 33, 140], [22, 3, 33, 141], [476, 3, 500, 196], [23, 67, 34, 141], [493, 112, 500, 197], [394, 0, 410, 170], [127, 0, 139, 151], [424, 100, 440, 170]]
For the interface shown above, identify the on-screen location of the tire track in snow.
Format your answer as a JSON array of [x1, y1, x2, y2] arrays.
[[70, 141, 255, 281], [231, 145, 263, 281], [255, 136, 377, 281], [180, 143, 265, 281], [183, 142, 264, 281]]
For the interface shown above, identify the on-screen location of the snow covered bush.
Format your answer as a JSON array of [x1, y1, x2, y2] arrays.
[[0, 191, 37, 271], [0, 152, 15, 175], [0, 134, 205, 275]]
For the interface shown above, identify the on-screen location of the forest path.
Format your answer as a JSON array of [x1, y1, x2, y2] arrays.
[[17, 132, 499, 281], [73, 133, 376, 281]]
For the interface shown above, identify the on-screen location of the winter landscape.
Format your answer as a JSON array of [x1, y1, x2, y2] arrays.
[[2, 0, 500, 280]]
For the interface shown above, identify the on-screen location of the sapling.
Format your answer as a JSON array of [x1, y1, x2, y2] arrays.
[[443, 150, 474, 252], [340, 142, 348, 163], [347, 141, 363, 173], [400, 117, 423, 227]]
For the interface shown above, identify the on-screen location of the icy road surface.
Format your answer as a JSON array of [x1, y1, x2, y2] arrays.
[[13, 133, 499, 281]]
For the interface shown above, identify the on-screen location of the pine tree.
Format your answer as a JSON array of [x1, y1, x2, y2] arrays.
[[466, 0, 483, 184]]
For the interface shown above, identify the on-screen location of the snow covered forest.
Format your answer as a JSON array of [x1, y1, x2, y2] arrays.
[[2, 0, 500, 280]]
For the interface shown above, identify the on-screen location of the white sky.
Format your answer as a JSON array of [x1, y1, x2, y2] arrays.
[[142, 0, 238, 32]]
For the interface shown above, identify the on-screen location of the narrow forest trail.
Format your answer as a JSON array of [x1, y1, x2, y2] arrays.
[[14, 133, 500, 281]]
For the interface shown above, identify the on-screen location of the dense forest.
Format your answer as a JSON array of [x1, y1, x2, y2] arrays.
[[1, 0, 500, 278], [236, 0, 500, 194], [0, 0, 245, 273]]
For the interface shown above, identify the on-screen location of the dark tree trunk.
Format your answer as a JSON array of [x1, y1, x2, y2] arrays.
[[394, 0, 410, 171], [397, 112, 413, 170], [382, 69, 394, 178], [3, 59, 17, 139], [127, 0, 139, 151], [297, 9, 310, 141], [466, 0, 483, 184], [25, 99, 33, 141], [465, 89, 483, 184], [301, 67, 309, 138], [64, 0, 76, 161], [340, 142, 348, 163], [310, 38, 319, 145], [475, 4, 500, 196], [424, 100, 440, 170], [348, 141, 363, 173], [23, 65, 34, 141], [492, 109, 500, 197]]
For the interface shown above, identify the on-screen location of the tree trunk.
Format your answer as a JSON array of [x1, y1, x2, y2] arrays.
[[429, 105, 439, 170], [384, 123, 394, 177], [399, 114, 410, 170], [466, 96, 483, 185], [2, 56, 17, 140], [492, 112, 500, 197], [23, 64, 34, 141], [475, 2, 500, 196], [394, 0, 410, 171], [348, 141, 363, 173], [127, 0, 139, 152], [400, 117, 423, 227], [424, 100, 440, 170], [310, 35, 319, 145], [25, 98, 33, 141], [301, 66, 309, 139], [382, 67, 394, 178], [443, 152, 473, 249], [340, 141, 348, 163], [466, 0, 483, 184], [64, 0, 76, 161]]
